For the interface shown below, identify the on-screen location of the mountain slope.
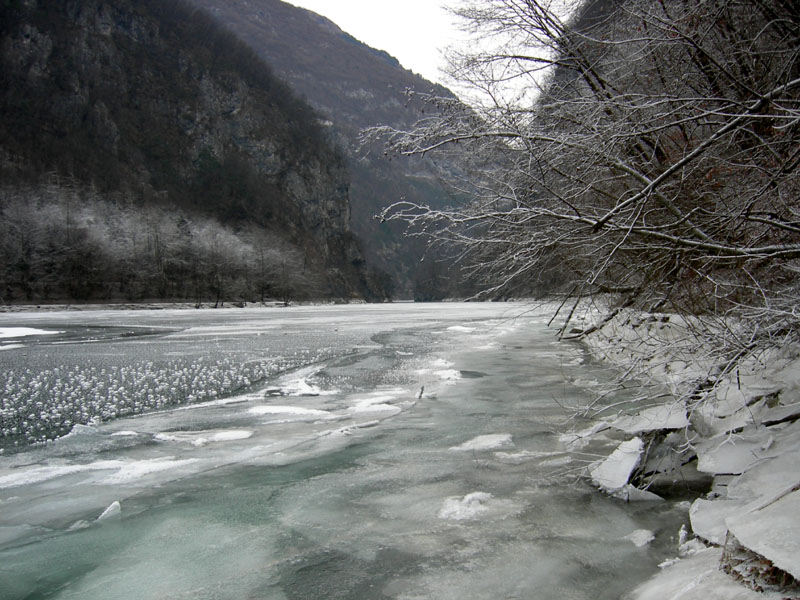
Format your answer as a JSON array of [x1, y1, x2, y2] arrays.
[[188, 0, 460, 295], [0, 0, 385, 302]]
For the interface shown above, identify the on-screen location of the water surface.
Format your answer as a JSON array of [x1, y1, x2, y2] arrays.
[[0, 303, 688, 599]]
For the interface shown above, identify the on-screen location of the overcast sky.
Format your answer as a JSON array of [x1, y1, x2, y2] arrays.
[[284, 1, 463, 85]]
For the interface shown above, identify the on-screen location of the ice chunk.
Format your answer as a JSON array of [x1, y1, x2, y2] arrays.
[[450, 434, 513, 452], [559, 421, 610, 449], [630, 547, 764, 599], [611, 403, 689, 434], [624, 529, 655, 547], [696, 434, 780, 475], [438, 492, 493, 521], [612, 484, 663, 502], [689, 498, 739, 546], [589, 437, 643, 493], [727, 489, 800, 581], [97, 500, 121, 521]]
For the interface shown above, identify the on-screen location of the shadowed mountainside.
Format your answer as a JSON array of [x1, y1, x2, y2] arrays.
[[0, 0, 389, 303], [189, 0, 462, 295]]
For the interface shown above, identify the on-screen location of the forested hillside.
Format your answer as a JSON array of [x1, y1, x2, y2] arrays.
[[188, 0, 465, 297], [0, 0, 388, 304]]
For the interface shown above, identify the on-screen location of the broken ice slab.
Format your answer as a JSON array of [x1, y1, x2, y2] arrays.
[[689, 498, 740, 546], [695, 418, 799, 476], [629, 546, 766, 599], [726, 490, 800, 583], [588, 437, 643, 494], [610, 402, 689, 434]]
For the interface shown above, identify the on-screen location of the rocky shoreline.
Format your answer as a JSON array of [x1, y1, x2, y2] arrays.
[[571, 306, 800, 599]]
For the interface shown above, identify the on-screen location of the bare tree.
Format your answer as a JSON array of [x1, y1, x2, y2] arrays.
[[367, 0, 800, 360]]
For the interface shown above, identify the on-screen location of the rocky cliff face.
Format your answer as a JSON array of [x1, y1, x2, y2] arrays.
[[0, 0, 383, 301], [188, 0, 460, 295]]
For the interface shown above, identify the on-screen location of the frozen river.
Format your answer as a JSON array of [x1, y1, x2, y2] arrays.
[[0, 303, 689, 599]]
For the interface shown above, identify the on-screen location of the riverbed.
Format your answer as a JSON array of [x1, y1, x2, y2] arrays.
[[0, 303, 691, 599]]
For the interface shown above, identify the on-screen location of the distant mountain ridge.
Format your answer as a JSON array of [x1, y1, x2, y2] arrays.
[[188, 0, 460, 295]]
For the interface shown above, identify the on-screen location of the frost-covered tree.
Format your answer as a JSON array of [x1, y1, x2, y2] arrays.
[[368, 0, 800, 336]]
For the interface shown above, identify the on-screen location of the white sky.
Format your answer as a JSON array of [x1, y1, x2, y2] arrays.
[[284, 1, 464, 85]]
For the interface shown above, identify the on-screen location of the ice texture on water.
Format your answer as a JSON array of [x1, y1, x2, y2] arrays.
[[0, 303, 690, 600], [438, 492, 493, 520], [100, 457, 201, 484], [0, 460, 125, 489], [450, 433, 513, 452], [248, 405, 333, 421], [154, 430, 253, 446], [624, 529, 655, 547], [0, 327, 62, 338]]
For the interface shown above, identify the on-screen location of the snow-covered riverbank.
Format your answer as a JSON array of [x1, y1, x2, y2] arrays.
[[569, 305, 800, 599]]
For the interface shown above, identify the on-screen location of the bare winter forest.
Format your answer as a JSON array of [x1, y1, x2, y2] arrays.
[[371, 0, 800, 351]]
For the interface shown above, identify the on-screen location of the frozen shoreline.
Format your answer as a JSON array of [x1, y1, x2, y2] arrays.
[[571, 304, 800, 599]]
